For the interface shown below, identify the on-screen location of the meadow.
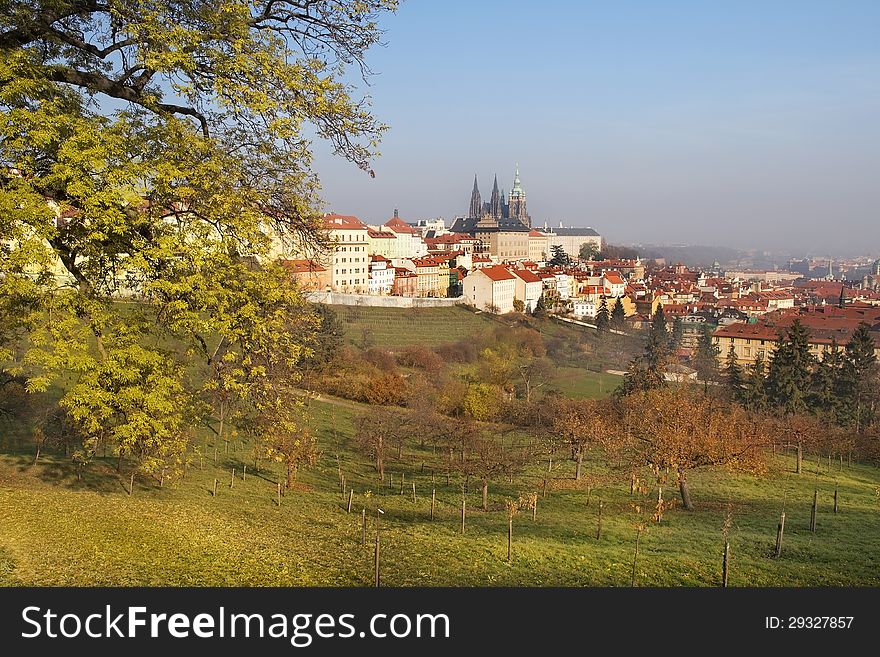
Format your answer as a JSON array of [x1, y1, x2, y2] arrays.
[[2, 395, 878, 587]]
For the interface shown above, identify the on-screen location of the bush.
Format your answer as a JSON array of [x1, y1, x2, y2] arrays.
[[434, 339, 479, 363], [396, 345, 443, 373]]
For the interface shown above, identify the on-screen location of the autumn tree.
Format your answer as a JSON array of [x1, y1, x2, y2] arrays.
[[621, 387, 767, 510], [465, 428, 531, 510], [248, 392, 317, 490], [354, 408, 411, 482], [552, 398, 610, 481], [1, 0, 397, 476]]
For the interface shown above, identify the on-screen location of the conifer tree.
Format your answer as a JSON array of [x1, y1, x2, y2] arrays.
[[692, 324, 721, 390], [595, 298, 610, 333], [670, 316, 684, 352], [743, 353, 769, 413], [610, 297, 627, 332], [766, 320, 815, 415], [841, 323, 878, 432], [724, 342, 744, 402]]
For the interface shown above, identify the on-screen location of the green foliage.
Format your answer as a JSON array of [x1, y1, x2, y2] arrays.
[[766, 320, 815, 415], [462, 383, 503, 421], [609, 297, 626, 331], [578, 242, 599, 261], [548, 244, 571, 267], [1, 1, 397, 475], [692, 323, 720, 384], [595, 298, 610, 333], [513, 298, 525, 313], [670, 316, 684, 352], [724, 342, 744, 402]]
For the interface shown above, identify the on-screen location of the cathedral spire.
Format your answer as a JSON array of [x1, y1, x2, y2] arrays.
[[489, 174, 502, 218], [468, 174, 482, 219]]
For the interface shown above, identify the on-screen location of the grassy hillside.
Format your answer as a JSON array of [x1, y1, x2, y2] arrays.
[[2, 396, 879, 587], [334, 305, 496, 348]]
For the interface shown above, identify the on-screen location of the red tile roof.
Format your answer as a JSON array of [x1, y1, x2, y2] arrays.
[[324, 213, 367, 230], [513, 269, 542, 284], [479, 265, 516, 282], [384, 216, 418, 235]]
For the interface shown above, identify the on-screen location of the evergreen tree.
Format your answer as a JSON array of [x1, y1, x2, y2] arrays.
[[619, 304, 670, 396], [610, 297, 627, 331], [840, 323, 878, 432], [534, 294, 547, 317], [549, 244, 571, 268], [616, 355, 665, 397], [742, 353, 768, 412], [670, 316, 684, 352], [649, 304, 668, 348], [724, 342, 744, 402], [766, 320, 815, 415], [692, 323, 720, 390], [807, 339, 844, 424], [595, 298, 610, 333]]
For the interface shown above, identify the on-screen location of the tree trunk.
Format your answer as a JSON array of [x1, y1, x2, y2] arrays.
[[678, 469, 694, 511], [482, 479, 488, 511], [575, 448, 583, 481]]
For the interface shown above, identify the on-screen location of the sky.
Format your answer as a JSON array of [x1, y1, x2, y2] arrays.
[[311, 0, 880, 256]]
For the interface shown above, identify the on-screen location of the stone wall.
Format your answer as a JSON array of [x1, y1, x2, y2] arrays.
[[306, 291, 465, 308]]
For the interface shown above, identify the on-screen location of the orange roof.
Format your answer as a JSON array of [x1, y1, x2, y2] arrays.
[[479, 265, 516, 282], [324, 213, 367, 230], [279, 259, 326, 273], [513, 269, 542, 284], [384, 216, 418, 235], [367, 229, 395, 238]]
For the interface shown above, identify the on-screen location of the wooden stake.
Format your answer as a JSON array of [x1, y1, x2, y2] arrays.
[[374, 533, 380, 587], [431, 488, 436, 520], [631, 526, 642, 587], [277, 482, 282, 507], [361, 508, 367, 545], [775, 512, 785, 558], [507, 517, 513, 563], [834, 485, 839, 514], [596, 500, 603, 541], [212, 478, 218, 498], [347, 489, 354, 513], [230, 468, 235, 488], [810, 489, 818, 532], [461, 497, 466, 534], [411, 482, 416, 503], [722, 541, 730, 588], [533, 497, 537, 521], [243, 465, 247, 481]]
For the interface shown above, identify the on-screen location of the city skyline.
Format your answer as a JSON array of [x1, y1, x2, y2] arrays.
[[311, 1, 880, 256]]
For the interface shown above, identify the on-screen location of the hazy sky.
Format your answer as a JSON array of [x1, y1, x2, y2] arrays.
[[311, 1, 880, 256]]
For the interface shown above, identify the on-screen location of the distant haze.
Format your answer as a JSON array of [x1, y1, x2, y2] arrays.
[[312, 1, 880, 256]]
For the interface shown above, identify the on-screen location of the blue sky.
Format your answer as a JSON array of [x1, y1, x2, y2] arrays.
[[311, 1, 880, 255]]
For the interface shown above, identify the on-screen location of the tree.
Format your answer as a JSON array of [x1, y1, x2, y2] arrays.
[[742, 353, 768, 413], [552, 398, 610, 481], [512, 298, 525, 313], [670, 316, 684, 352], [807, 340, 844, 424], [579, 242, 599, 261], [534, 294, 548, 317], [1, 0, 397, 476], [549, 244, 571, 268], [610, 297, 627, 331], [517, 357, 555, 403], [840, 323, 879, 432], [622, 387, 767, 510], [692, 324, 721, 389], [595, 298, 610, 333], [354, 408, 410, 482], [766, 320, 815, 415], [249, 392, 317, 490], [723, 342, 744, 403]]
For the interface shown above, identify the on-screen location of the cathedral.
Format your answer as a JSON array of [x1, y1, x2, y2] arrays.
[[450, 166, 531, 233]]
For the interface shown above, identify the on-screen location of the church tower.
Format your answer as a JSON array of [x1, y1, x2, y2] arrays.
[[508, 164, 529, 227], [489, 174, 502, 219], [468, 175, 482, 219]]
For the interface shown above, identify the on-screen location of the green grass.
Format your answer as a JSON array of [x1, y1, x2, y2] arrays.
[[2, 397, 879, 586], [550, 367, 622, 399], [333, 305, 496, 348]]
